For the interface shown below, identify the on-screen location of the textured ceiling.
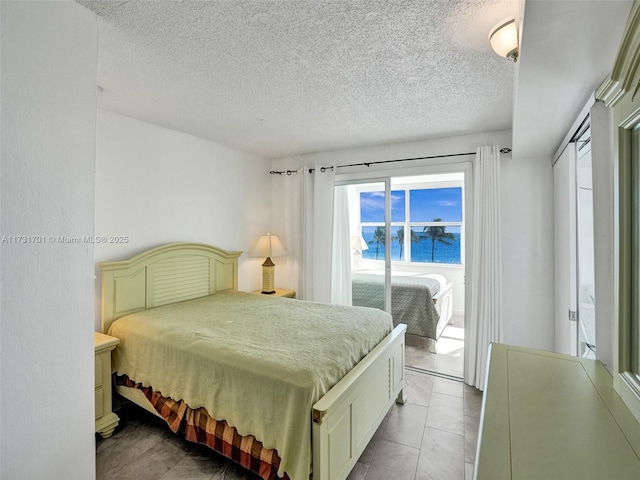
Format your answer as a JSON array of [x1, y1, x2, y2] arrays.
[[77, 0, 518, 159]]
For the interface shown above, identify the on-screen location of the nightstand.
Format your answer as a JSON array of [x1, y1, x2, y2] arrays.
[[252, 288, 296, 298], [94, 332, 120, 438]]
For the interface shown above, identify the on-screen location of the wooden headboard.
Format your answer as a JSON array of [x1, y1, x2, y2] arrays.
[[99, 243, 242, 333]]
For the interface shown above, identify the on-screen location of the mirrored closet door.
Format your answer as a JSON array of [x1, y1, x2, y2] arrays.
[[576, 127, 596, 359]]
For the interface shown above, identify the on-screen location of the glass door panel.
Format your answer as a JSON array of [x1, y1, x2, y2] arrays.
[[576, 128, 596, 359], [342, 181, 391, 313]]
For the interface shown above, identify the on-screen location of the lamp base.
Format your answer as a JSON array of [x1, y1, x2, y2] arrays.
[[353, 251, 362, 270], [262, 258, 275, 295]]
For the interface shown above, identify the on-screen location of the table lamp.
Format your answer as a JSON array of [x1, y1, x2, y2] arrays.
[[250, 233, 287, 294]]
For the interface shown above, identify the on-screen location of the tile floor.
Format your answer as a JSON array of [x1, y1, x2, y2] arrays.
[[406, 319, 465, 379], [96, 371, 483, 480]]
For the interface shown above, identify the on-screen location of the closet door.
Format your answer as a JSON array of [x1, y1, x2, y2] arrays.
[[576, 128, 596, 358]]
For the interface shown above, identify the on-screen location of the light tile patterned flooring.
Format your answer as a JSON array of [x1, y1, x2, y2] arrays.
[[96, 371, 483, 480], [406, 321, 465, 379]]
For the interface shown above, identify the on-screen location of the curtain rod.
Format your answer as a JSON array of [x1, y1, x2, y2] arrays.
[[269, 147, 511, 175]]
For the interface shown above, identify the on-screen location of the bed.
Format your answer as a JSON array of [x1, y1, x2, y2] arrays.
[[351, 271, 453, 340], [99, 243, 406, 480]]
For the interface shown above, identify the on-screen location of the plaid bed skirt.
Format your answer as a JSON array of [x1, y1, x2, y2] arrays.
[[115, 375, 290, 480]]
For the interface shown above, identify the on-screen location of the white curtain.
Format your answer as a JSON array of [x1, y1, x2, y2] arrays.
[[278, 171, 303, 294], [301, 166, 336, 302], [331, 185, 352, 305], [466, 146, 503, 390]]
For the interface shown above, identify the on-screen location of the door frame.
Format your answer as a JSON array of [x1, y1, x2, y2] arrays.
[[336, 160, 473, 379]]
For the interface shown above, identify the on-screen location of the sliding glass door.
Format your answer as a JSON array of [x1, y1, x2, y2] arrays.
[[334, 179, 392, 313]]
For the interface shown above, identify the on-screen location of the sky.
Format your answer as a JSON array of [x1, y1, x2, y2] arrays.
[[360, 187, 462, 223]]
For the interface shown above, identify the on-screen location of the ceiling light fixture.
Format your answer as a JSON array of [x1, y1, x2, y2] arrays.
[[489, 18, 519, 62]]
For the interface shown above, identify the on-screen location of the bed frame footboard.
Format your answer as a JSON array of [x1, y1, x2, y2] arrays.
[[433, 283, 453, 324], [311, 323, 406, 480]]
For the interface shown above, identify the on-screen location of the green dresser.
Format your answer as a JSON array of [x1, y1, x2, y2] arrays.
[[475, 344, 640, 479]]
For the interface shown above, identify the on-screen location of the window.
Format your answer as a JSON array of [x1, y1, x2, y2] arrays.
[[359, 190, 404, 261], [359, 180, 463, 265]]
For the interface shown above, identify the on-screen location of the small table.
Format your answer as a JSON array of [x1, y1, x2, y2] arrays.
[[94, 332, 120, 438], [252, 288, 296, 298]]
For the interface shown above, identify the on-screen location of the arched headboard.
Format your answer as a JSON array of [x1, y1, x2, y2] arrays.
[[99, 243, 242, 333]]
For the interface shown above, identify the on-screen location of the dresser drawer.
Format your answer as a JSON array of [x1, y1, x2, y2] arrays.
[[94, 332, 120, 438], [95, 355, 103, 388], [95, 387, 104, 419]]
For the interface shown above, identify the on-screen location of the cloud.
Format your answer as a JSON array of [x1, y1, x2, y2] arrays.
[[360, 191, 403, 211], [360, 197, 383, 211]]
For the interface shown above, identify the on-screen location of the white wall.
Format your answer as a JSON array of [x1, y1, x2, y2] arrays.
[[501, 155, 555, 350], [272, 130, 556, 351], [1, 2, 97, 479], [94, 111, 272, 329]]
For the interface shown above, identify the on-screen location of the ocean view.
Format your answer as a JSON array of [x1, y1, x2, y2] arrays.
[[361, 230, 461, 264]]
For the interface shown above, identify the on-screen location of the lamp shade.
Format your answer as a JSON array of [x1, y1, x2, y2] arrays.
[[489, 18, 518, 62], [350, 235, 369, 251], [250, 233, 287, 258]]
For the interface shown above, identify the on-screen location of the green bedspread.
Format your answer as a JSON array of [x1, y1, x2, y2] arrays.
[[108, 291, 393, 480], [352, 272, 444, 339]]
